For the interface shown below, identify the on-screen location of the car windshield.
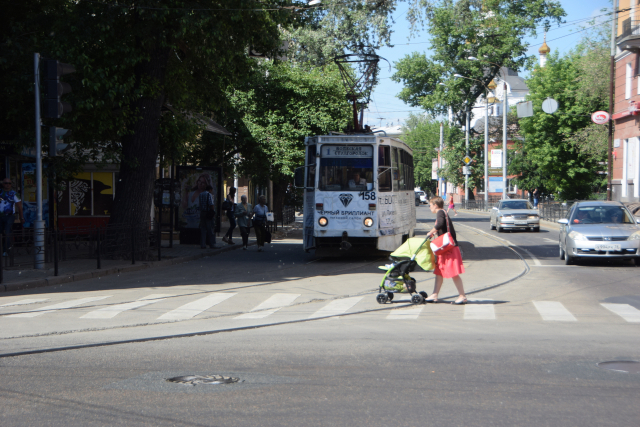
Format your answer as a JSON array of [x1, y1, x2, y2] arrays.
[[570, 206, 634, 224], [500, 201, 531, 210]]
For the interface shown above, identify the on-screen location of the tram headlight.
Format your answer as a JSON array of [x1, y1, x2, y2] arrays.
[[318, 217, 328, 227], [363, 217, 374, 227]]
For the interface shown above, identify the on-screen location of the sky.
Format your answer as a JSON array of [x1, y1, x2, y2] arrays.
[[364, 0, 613, 129]]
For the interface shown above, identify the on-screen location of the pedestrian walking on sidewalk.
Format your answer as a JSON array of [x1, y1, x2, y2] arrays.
[[235, 195, 253, 250], [253, 195, 269, 252], [198, 185, 218, 249], [532, 188, 540, 209], [425, 196, 467, 305], [446, 194, 458, 216], [222, 187, 237, 245], [0, 178, 24, 256]]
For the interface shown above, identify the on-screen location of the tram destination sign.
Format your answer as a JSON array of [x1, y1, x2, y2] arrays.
[[323, 145, 373, 158]]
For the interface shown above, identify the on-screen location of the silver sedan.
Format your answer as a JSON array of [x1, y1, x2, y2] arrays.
[[558, 201, 640, 265], [490, 199, 540, 232]]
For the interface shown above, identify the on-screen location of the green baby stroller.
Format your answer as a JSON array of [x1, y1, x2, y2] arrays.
[[377, 236, 435, 305]]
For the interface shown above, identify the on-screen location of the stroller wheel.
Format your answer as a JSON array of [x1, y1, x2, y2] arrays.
[[411, 294, 424, 305], [387, 292, 394, 301], [419, 291, 428, 299], [376, 293, 389, 304]]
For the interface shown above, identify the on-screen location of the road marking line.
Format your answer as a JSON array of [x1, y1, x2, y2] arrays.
[[235, 293, 300, 319], [0, 298, 49, 308], [6, 296, 112, 318], [81, 294, 172, 319], [157, 293, 237, 320], [531, 265, 574, 267], [519, 248, 541, 266], [601, 303, 640, 323], [464, 299, 496, 320], [533, 301, 577, 321], [543, 238, 557, 243], [309, 297, 364, 319], [386, 305, 424, 320]]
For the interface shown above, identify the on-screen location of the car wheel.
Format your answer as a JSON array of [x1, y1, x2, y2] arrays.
[[490, 220, 496, 230], [496, 223, 503, 233], [634, 257, 640, 267], [564, 250, 573, 265], [532, 227, 540, 232], [559, 244, 565, 260]]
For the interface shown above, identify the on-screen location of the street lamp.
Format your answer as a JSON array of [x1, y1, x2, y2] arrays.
[[469, 56, 508, 200], [437, 82, 447, 198], [453, 74, 494, 207]]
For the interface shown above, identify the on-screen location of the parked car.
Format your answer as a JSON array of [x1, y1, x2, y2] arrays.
[[414, 191, 421, 206], [558, 201, 640, 265], [490, 199, 540, 232], [419, 191, 429, 204]]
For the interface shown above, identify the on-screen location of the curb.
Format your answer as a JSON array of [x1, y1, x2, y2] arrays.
[[1, 223, 302, 293], [1, 238, 253, 293]]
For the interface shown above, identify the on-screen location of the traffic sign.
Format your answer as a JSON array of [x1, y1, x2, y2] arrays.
[[463, 156, 472, 165], [462, 166, 472, 175], [542, 98, 559, 114]]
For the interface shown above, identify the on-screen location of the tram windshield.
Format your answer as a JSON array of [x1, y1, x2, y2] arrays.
[[318, 145, 373, 191]]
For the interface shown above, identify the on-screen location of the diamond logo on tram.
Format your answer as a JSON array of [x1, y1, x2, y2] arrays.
[[339, 194, 353, 207]]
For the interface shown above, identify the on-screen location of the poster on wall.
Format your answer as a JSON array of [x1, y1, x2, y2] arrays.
[[177, 167, 222, 230], [490, 149, 503, 168], [21, 163, 48, 228]]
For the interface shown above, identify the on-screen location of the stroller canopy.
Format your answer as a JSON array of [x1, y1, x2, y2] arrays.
[[390, 237, 434, 271]]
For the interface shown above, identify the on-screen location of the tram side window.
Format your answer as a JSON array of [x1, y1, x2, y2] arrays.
[[392, 147, 399, 192], [378, 146, 392, 192], [306, 146, 316, 188], [319, 157, 373, 191]]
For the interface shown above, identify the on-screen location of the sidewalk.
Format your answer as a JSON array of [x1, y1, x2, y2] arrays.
[[0, 222, 302, 293]]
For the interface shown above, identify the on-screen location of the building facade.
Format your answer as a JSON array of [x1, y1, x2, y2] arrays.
[[613, 0, 640, 203]]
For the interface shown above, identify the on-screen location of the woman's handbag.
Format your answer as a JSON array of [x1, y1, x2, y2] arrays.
[[266, 211, 274, 222], [430, 212, 456, 255]]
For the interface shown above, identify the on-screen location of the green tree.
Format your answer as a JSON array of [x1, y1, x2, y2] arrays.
[[2, 0, 289, 228], [515, 51, 606, 200], [392, 0, 565, 125]]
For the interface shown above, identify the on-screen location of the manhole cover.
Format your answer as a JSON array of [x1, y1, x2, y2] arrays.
[[597, 361, 640, 374], [165, 375, 242, 385]]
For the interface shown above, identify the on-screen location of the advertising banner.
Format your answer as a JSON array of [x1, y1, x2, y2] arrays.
[[21, 163, 49, 228], [177, 167, 222, 230], [490, 149, 503, 168]]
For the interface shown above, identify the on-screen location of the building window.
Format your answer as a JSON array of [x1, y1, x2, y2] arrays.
[[626, 62, 632, 99]]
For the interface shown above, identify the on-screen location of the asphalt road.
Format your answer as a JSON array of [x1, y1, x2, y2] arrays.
[[0, 208, 638, 426]]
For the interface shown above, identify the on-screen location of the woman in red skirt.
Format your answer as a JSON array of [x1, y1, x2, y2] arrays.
[[425, 196, 467, 304]]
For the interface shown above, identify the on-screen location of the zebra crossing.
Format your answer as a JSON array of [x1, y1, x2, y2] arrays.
[[1, 293, 640, 324]]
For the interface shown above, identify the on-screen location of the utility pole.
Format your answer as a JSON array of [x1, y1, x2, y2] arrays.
[[439, 122, 444, 197], [34, 53, 45, 269], [465, 105, 470, 203], [484, 93, 489, 208], [502, 82, 508, 200], [607, 0, 618, 201]]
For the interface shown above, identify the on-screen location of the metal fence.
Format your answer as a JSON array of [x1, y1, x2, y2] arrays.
[[267, 206, 296, 233], [0, 221, 160, 283], [459, 196, 503, 212]]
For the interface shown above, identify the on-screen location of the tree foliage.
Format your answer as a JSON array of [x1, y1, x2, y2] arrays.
[[392, 0, 565, 125], [514, 50, 607, 200]]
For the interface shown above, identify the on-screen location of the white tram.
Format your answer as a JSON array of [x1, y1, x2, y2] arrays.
[[295, 134, 417, 252]]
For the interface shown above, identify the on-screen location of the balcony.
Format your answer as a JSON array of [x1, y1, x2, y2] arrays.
[[617, 19, 640, 52]]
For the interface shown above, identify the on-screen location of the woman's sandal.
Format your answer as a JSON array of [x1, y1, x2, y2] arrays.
[[452, 297, 468, 305], [425, 294, 438, 303]]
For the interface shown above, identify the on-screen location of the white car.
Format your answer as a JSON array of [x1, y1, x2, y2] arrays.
[[415, 191, 428, 204], [490, 199, 540, 232]]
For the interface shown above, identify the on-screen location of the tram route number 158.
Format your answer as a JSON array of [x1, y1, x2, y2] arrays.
[[359, 191, 376, 200]]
